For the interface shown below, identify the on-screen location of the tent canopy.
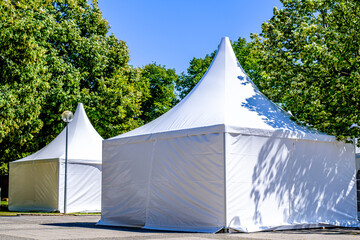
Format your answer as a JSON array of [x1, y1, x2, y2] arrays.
[[112, 37, 333, 143], [15, 103, 103, 164]]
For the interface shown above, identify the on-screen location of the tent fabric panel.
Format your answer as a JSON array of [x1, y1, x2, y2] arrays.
[[57, 162, 101, 213], [9, 160, 59, 212], [290, 141, 358, 226], [9, 161, 35, 211], [33, 160, 60, 211], [100, 140, 154, 227], [144, 133, 225, 232], [58, 162, 102, 213], [226, 134, 292, 232]]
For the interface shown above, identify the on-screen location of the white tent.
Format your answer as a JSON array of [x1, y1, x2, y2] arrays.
[[9, 103, 102, 213], [98, 37, 359, 232]]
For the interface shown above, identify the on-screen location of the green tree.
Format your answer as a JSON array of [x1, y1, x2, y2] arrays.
[[140, 63, 178, 123], [176, 52, 215, 100], [0, 0, 149, 174], [251, 0, 360, 141], [176, 37, 256, 100]]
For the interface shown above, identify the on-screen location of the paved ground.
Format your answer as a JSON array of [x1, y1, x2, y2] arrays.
[[0, 215, 359, 240]]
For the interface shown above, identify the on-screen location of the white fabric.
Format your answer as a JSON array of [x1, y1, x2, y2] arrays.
[[17, 103, 103, 163], [144, 133, 224, 232], [58, 162, 101, 213], [100, 132, 225, 233], [9, 159, 59, 212], [99, 37, 359, 232], [9, 103, 103, 213], [112, 37, 331, 142], [226, 134, 358, 232]]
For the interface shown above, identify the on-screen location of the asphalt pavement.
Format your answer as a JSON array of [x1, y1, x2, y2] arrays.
[[0, 215, 359, 240]]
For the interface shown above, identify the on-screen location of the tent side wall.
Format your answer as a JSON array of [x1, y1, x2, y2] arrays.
[[9, 159, 59, 212], [226, 133, 358, 232], [225, 133, 293, 232], [100, 131, 225, 232], [290, 140, 357, 225], [100, 139, 154, 227], [58, 161, 102, 213]]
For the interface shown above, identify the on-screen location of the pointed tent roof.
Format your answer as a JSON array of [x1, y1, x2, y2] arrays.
[[111, 37, 333, 142], [15, 103, 103, 163]]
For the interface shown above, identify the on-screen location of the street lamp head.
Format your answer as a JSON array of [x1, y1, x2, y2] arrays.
[[62, 110, 74, 123]]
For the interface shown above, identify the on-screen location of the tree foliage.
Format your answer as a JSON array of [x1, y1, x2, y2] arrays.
[[252, 0, 360, 141], [176, 52, 215, 100], [140, 63, 178, 123], [0, 0, 149, 174]]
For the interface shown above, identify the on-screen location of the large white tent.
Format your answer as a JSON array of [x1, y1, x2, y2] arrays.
[[9, 103, 103, 213], [99, 37, 359, 232]]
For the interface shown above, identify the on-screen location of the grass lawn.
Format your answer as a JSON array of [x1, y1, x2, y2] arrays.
[[1, 201, 8, 207], [0, 200, 100, 216]]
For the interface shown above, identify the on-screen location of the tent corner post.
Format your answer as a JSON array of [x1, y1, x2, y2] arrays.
[[223, 131, 227, 231]]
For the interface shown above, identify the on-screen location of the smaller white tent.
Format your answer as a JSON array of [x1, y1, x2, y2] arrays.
[[9, 103, 103, 213]]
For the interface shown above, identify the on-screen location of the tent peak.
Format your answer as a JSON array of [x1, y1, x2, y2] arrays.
[[218, 37, 230, 49], [75, 102, 84, 112], [14, 102, 103, 162]]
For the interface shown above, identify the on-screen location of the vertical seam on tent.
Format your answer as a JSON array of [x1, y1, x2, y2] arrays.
[[223, 131, 227, 230], [56, 159, 60, 211], [145, 139, 157, 226], [289, 140, 295, 221]]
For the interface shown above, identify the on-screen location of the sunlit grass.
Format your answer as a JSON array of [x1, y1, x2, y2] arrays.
[[0, 200, 100, 216]]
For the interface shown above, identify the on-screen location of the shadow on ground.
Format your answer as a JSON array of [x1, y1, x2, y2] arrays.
[[42, 222, 186, 234], [43, 222, 360, 236]]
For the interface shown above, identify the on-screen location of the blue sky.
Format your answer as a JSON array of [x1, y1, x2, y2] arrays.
[[98, 0, 282, 74]]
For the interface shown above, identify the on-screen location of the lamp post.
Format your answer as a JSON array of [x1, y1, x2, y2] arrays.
[[61, 110, 74, 214], [350, 123, 360, 144]]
